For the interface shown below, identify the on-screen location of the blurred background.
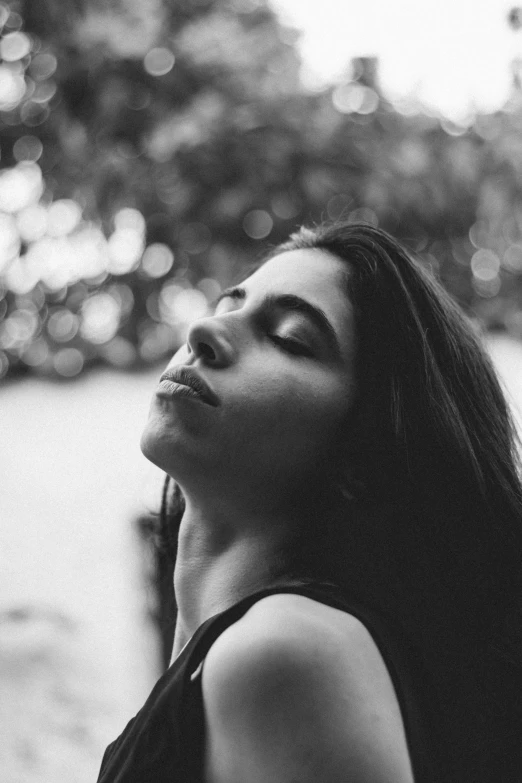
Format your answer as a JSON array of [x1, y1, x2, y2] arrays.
[[3, 0, 522, 779]]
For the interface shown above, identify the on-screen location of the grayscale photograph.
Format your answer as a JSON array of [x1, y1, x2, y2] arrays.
[[1, 1, 522, 781]]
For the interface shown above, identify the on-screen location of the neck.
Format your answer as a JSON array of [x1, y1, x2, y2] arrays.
[[169, 496, 302, 662]]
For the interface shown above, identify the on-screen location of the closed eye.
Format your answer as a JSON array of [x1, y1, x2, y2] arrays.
[[269, 335, 314, 357]]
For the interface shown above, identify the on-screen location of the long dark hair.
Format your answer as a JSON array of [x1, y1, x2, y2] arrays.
[[275, 223, 522, 610], [159, 221, 522, 777]]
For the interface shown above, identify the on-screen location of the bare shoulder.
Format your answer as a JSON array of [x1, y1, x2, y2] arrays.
[[204, 592, 393, 689], [202, 593, 414, 783]]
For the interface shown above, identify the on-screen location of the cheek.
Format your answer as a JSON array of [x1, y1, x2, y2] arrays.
[[231, 372, 349, 456]]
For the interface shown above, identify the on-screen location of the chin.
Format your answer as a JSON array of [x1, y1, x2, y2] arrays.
[[140, 417, 201, 485], [139, 424, 164, 469], [140, 414, 177, 470]]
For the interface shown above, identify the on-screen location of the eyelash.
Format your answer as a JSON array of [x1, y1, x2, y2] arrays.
[[269, 335, 313, 357], [214, 305, 313, 358]]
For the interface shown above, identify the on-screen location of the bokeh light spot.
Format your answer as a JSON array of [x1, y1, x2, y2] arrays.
[[472, 276, 501, 298], [69, 226, 109, 281], [138, 322, 176, 361], [469, 220, 489, 249], [5, 11, 23, 31], [471, 249, 500, 282], [13, 134, 43, 162], [271, 193, 301, 220], [20, 102, 50, 127], [114, 207, 146, 233], [140, 243, 174, 278], [503, 245, 522, 272], [332, 83, 379, 115], [143, 48, 175, 77], [46, 200, 82, 237], [31, 80, 57, 104], [21, 337, 49, 367], [0, 213, 21, 271], [0, 5, 9, 28], [107, 228, 144, 275], [0, 65, 25, 108], [242, 209, 273, 239], [26, 237, 74, 291], [101, 336, 137, 368], [159, 282, 208, 325], [0, 307, 39, 350], [197, 277, 221, 303], [106, 283, 134, 318], [80, 292, 121, 344], [23, 75, 36, 102], [53, 347, 84, 377], [0, 163, 43, 213], [46, 308, 79, 342], [172, 288, 207, 322], [347, 207, 378, 226], [3, 256, 39, 294], [29, 52, 57, 81], [158, 282, 185, 321], [0, 31, 31, 61]]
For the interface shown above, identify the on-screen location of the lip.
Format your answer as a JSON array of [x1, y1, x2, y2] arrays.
[[157, 366, 220, 407]]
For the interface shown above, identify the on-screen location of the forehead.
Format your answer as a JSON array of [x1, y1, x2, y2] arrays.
[[243, 248, 353, 357]]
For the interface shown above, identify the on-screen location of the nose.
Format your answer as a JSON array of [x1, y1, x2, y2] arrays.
[[186, 316, 234, 367]]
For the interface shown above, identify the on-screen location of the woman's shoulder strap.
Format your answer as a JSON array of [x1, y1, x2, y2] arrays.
[[202, 591, 417, 783], [182, 581, 437, 781]]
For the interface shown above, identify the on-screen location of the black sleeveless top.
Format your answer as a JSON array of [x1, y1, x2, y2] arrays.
[[97, 582, 438, 782]]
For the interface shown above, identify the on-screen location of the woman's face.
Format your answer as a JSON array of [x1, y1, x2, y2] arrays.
[[141, 248, 355, 509]]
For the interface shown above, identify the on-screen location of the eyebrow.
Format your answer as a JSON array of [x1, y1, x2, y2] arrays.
[[214, 286, 341, 356]]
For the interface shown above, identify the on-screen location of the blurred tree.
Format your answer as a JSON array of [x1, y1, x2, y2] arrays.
[[508, 7, 522, 31], [0, 0, 306, 377], [2, 0, 522, 380]]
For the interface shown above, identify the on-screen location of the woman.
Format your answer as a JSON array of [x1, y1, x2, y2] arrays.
[[98, 222, 522, 782]]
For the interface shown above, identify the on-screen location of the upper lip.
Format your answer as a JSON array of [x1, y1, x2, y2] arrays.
[[159, 366, 220, 406]]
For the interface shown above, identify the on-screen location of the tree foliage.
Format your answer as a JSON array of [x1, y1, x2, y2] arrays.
[[1, 0, 522, 380]]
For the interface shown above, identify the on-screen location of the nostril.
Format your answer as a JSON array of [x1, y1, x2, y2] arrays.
[[198, 341, 216, 362], [186, 319, 226, 364]]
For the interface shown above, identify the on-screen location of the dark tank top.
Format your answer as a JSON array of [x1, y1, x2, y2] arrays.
[[97, 582, 438, 783]]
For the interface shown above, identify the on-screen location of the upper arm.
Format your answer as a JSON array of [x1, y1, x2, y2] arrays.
[[201, 599, 415, 783]]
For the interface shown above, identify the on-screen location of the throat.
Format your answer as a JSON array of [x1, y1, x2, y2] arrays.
[[170, 507, 298, 656]]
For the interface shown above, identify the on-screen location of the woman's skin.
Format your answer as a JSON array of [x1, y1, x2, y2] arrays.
[[140, 249, 414, 783]]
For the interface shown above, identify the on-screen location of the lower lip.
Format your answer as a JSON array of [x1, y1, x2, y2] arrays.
[[156, 379, 207, 403]]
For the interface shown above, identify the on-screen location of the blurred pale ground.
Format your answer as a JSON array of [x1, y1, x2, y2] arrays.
[[0, 334, 521, 783], [0, 364, 164, 783]]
